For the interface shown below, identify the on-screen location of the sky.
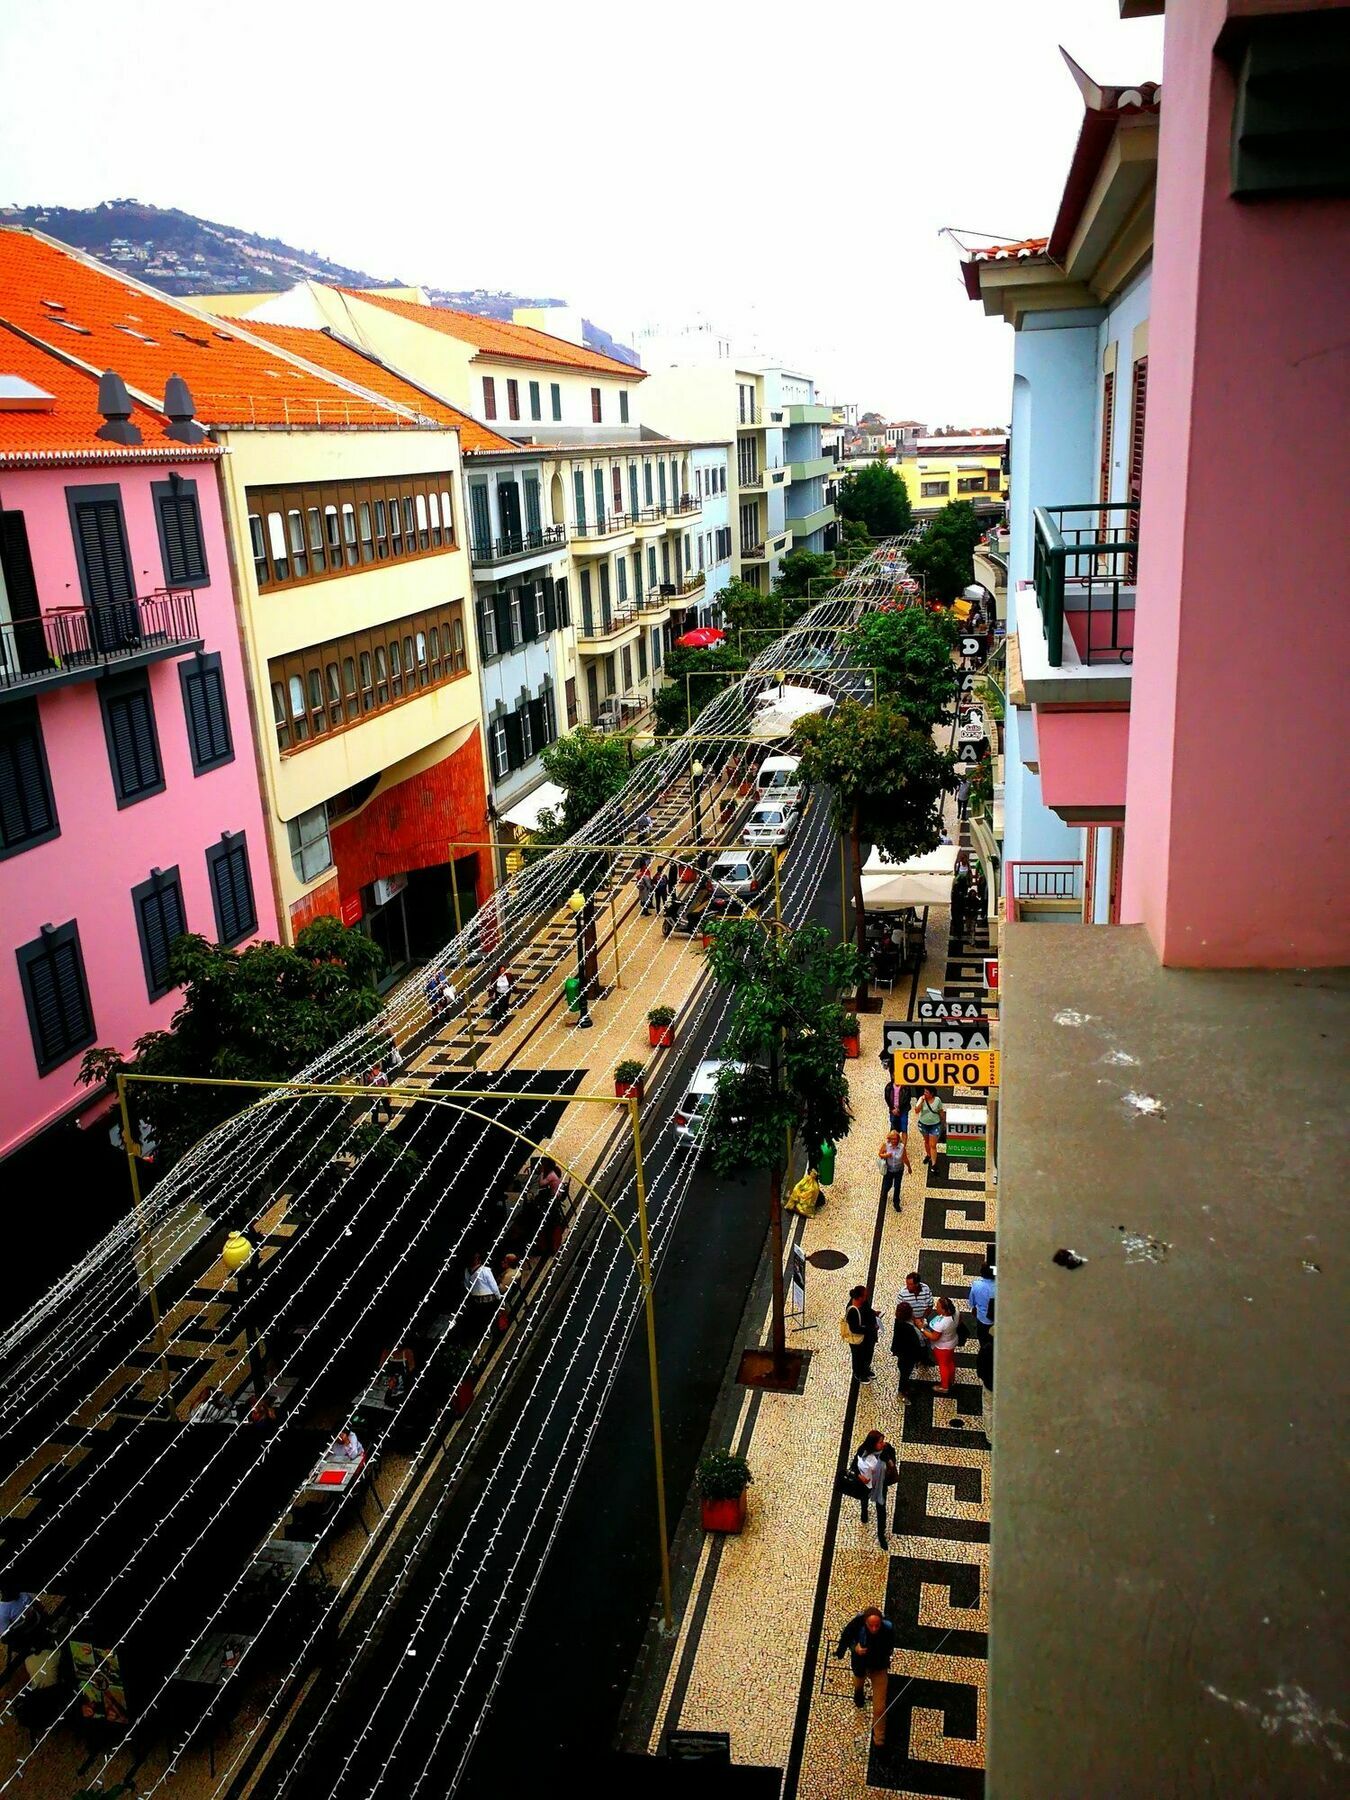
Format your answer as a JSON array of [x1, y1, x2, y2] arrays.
[[0, 0, 1163, 423]]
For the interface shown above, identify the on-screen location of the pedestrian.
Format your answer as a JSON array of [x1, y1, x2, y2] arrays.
[[491, 966, 513, 1028], [331, 1425, 363, 1463], [915, 1085, 945, 1167], [976, 1303, 995, 1394], [833, 1606, 897, 1748], [891, 1299, 925, 1401], [637, 810, 656, 844], [900, 1271, 934, 1323], [921, 1294, 960, 1394], [424, 969, 445, 1018], [385, 1037, 404, 1084], [957, 776, 971, 820], [950, 868, 970, 945], [653, 865, 670, 913], [876, 1129, 910, 1214], [367, 1063, 392, 1126], [464, 1252, 502, 1335], [841, 1284, 879, 1384], [882, 1075, 910, 1135], [849, 1429, 898, 1549], [637, 865, 655, 914], [968, 1262, 995, 1346]]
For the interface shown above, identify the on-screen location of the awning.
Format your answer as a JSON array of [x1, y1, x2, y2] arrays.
[[1036, 708, 1129, 823], [749, 684, 835, 741], [501, 781, 567, 834], [860, 844, 960, 908]]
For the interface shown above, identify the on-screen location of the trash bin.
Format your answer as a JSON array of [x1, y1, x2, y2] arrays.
[[564, 975, 582, 1012], [817, 1141, 836, 1186]]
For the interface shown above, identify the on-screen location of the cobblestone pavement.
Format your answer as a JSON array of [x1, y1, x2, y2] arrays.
[[642, 841, 994, 1798]]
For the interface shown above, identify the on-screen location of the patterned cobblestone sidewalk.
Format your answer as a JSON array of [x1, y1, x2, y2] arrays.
[[641, 865, 994, 1797]]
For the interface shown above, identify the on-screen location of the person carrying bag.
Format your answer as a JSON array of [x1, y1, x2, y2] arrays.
[[840, 1285, 879, 1383]]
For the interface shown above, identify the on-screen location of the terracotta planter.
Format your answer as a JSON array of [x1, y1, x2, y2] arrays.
[[841, 1033, 861, 1060], [452, 1379, 475, 1418], [615, 1079, 644, 1101], [701, 1490, 748, 1534], [648, 1023, 675, 1048], [679, 867, 696, 884]]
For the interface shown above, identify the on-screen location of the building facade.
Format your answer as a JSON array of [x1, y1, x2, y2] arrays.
[[899, 434, 1008, 524], [0, 330, 278, 1164], [772, 369, 837, 554]]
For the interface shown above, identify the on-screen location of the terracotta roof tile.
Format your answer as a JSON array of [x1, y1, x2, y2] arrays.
[[968, 237, 1051, 262], [338, 289, 645, 378], [237, 320, 516, 451], [0, 231, 415, 430], [0, 325, 219, 466]]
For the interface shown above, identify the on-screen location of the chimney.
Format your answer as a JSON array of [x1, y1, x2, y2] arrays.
[[94, 370, 142, 445], [163, 374, 207, 444]]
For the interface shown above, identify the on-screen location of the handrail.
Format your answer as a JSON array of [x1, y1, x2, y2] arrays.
[[470, 524, 566, 563], [0, 589, 201, 694], [1033, 503, 1138, 668]]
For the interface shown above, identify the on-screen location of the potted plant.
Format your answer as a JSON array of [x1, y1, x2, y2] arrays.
[[614, 1058, 645, 1101], [648, 1005, 676, 1049], [697, 1449, 753, 1534], [840, 1012, 862, 1059]]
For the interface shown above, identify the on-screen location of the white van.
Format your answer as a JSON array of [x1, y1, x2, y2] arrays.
[[757, 754, 807, 811]]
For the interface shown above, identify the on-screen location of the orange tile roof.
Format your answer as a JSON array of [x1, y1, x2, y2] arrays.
[[0, 231, 419, 430], [339, 289, 645, 379], [0, 324, 219, 466], [237, 320, 516, 452], [968, 237, 1050, 261]]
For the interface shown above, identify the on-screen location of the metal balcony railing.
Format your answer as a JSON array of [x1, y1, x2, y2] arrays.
[[1033, 503, 1138, 668], [666, 495, 699, 517], [1004, 860, 1086, 922], [571, 513, 636, 540], [469, 524, 566, 564], [577, 606, 640, 640], [0, 590, 202, 698]]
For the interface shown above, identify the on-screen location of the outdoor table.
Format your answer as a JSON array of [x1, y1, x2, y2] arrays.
[[304, 1450, 366, 1499], [246, 1537, 315, 1581], [231, 1374, 298, 1420], [175, 1630, 254, 1689]]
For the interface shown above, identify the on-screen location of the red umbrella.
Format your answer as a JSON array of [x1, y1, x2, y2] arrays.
[[676, 627, 726, 648]]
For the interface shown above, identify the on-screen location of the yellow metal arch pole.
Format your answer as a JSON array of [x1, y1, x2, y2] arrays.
[[628, 1094, 674, 1632], [114, 1073, 172, 1404]]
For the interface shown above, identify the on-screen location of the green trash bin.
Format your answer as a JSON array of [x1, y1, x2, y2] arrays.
[[564, 974, 582, 1012], [817, 1141, 836, 1186]]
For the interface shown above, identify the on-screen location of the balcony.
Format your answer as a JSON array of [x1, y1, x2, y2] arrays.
[[576, 605, 642, 646], [787, 455, 834, 482], [736, 407, 762, 428], [0, 590, 203, 705], [1004, 860, 1085, 923], [1032, 503, 1137, 670], [737, 468, 764, 492], [740, 540, 768, 562], [639, 585, 674, 618], [571, 512, 637, 543], [785, 402, 833, 426], [469, 524, 566, 566], [666, 494, 700, 520], [785, 502, 836, 541], [680, 570, 706, 596]]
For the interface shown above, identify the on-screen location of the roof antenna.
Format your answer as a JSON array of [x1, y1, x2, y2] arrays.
[[94, 370, 142, 445]]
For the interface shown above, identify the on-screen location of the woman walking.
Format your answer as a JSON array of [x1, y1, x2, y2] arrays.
[[850, 1429, 897, 1550], [891, 1299, 925, 1401], [921, 1294, 960, 1395], [915, 1085, 945, 1168]]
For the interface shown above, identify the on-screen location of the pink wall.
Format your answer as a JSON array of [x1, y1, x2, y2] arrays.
[[1121, 0, 1350, 966], [0, 458, 277, 1154]]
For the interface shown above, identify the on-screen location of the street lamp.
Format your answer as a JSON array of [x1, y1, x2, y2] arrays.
[[222, 1228, 269, 1401], [567, 888, 593, 1028], [690, 759, 704, 849]]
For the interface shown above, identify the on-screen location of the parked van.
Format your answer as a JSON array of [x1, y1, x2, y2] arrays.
[[756, 754, 807, 810]]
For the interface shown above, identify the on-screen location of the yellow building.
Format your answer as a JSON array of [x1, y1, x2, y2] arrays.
[[900, 434, 1008, 522]]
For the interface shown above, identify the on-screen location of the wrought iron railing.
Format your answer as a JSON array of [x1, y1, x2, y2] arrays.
[[469, 525, 566, 564], [571, 513, 636, 540], [666, 495, 700, 517], [0, 590, 202, 696], [1004, 860, 1085, 922], [1032, 503, 1137, 667], [577, 606, 640, 640]]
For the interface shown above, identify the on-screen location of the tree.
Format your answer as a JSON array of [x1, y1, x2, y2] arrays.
[[533, 725, 654, 841], [847, 605, 960, 728], [773, 548, 834, 601], [653, 643, 751, 735], [839, 516, 871, 557], [714, 575, 808, 652], [907, 499, 981, 602], [704, 920, 860, 1377], [838, 458, 914, 538], [792, 700, 957, 997], [81, 917, 386, 1167]]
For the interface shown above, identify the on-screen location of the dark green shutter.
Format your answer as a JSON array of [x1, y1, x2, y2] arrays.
[[542, 577, 558, 633], [519, 584, 538, 642], [528, 697, 546, 750], [503, 711, 525, 770], [494, 590, 514, 652]]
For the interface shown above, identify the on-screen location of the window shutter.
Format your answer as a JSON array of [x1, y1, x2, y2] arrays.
[[159, 492, 186, 581], [20, 925, 94, 1071], [519, 583, 538, 642], [476, 602, 492, 662], [106, 684, 162, 802], [528, 696, 546, 750], [0, 709, 57, 853], [494, 590, 514, 652], [138, 874, 187, 996], [503, 711, 525, 771], [211, 837, 256, 945], [182, 657, 233, 771], [1127, 356, 1148, 579], [1097, 370, 1116, 530], [159, 489, 207, 585], [555, 577, 570, 628], [0, 513, 41, 623], [75, 498, 134, 608], [541, 577, 557, 633]]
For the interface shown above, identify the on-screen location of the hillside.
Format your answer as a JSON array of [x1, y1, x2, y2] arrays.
[[0, 200, 640, 366]]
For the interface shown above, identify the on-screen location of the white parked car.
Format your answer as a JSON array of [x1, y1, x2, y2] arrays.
[[743, 803, 796, 848], [673, 1059, 749, 1145]]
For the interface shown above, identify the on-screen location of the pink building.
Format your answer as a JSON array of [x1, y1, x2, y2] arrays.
[[0, 330, 277, 1174]]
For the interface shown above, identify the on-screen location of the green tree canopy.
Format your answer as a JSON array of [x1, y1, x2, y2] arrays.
[[773, 548, 834, 600], [81, 917, 386, 1165], [653, 643, 750, 735], [838, 459, 914, 538], [847, 605, 959, 728], [534, 725, 654, 840], [906, 499, 981, 602]]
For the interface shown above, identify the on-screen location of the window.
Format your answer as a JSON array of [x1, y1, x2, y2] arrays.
[[590, 387, 602, 423], [617, 557, 628, 605], [152, 478, 209, 586], [287, 804, 333, 885], [529, 380, 541, 421], [612, 467, 624, 517], [643, 460, 653, 507], [179, 652, 234, 774], [619, 391, 629, 424], [651, 627, 663, 672], [483, 376, 498, 419], [628, 463, 639, 519], [206, 833, 257, 947], [1098, 368, 1117, 525], [524, 475, 542, 536], [287, 509, 308, 578], [490, 712, 509, 779], [647, 545, 658, 589], [637, 632, 647, 680], [249, 514, 268, 585], [1127, 356, 1148, 581], [0, 702, 59, 860], [593, 467, 606, 526], [478, 597, 499, 660], [243, 472, 456, 590], [509, 588, 524, 643], [921, 481, 948, 498], [343, 501, 360, 563], [550, 382, 562, 421], [695, 470, 702, 500], [359, 501, 374, 561], [507, 379, 520, 421], [958, 476, 984, 493], [470, 484, 492, 557], [101, 673, 163, 807], [573, 470, 587, 531], [132, 867, 188, 1000], [519, 693, 533, 761], [68, 486, 134, 617], [622, 645, 633, 690], [17, 921, 95, 1075]]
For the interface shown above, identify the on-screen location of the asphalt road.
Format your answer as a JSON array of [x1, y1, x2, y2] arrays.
[[265, 808, 845, 1798]]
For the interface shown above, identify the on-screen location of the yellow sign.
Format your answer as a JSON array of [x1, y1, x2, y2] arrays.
[[893, 1050, 999, 1090], [505, 850, 525, 875]]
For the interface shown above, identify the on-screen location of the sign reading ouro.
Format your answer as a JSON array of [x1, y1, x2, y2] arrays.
[[893, 1050, 1000, 1090]]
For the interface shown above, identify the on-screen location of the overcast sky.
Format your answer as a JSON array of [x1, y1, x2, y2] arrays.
[[0, 0, 1162, 422]]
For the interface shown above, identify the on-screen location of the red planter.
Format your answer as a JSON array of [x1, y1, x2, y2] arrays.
[[841, 1033, 861, 1060], [615, 1079, 645, 1101], [452, 1379, 475, 1418], [648, 1024, 675, 1048], [701, 1491, 748, 1534]]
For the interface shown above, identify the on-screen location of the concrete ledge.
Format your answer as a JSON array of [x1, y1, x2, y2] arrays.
[[993, 925, 1349, 1797]]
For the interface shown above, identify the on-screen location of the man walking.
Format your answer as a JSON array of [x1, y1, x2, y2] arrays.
[[968, 1262, 996, 1345], [843, 1284, 878, 1384], [882, 1075, 910, 1135], [834, 1605, 897, 1748], [876, 1130, 910, 1214]]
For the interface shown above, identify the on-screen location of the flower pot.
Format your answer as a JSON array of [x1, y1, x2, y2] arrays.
[[701, 1490, 748, 1534], [841, 1033, 861, 1060], [452, 1378, 475, 1418], [679, 867, 696, 884], [648, 1023, 675, 1048], [615, 1079, 644, 1101]]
